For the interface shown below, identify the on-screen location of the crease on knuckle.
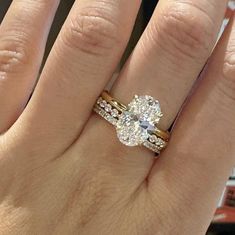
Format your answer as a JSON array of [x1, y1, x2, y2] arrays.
[[61, 7, 120, 56], [0, 40, 29, 79], [150, 2, 214, 61]]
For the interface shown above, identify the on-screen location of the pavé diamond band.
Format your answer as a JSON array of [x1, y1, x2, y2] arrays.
[[93, 91, 170, 154]]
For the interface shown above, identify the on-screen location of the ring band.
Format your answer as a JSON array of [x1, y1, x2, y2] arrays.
[[94, 91, 170, 154]]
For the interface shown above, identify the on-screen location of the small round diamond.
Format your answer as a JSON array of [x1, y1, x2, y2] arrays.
[[159, 141, 166, 148], [100, 100, 107, 108], [111, 109, 119, 117], [97, 97, 103, 105], [149, 135, 157, 143], [105, 103, 112, 112], [156, 138, 166, 148]]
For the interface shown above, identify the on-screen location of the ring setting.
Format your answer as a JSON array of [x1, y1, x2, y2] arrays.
[[94, 91, 170, 155]]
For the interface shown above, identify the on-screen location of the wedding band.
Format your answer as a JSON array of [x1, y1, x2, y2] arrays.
[[93, 91, 170, 154]]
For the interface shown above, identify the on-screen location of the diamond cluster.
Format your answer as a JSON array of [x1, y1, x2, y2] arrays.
[[116, 95, 163, 147]]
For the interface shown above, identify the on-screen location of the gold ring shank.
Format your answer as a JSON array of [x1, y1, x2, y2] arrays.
[[153, 128, 170, 142], [101, 91, 127, 112]]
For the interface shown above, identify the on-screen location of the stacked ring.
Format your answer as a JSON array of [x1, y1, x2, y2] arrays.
[[93, 91, 170, 155]]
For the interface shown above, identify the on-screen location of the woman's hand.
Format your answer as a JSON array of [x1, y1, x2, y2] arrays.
[[0, 0, 234, 234]]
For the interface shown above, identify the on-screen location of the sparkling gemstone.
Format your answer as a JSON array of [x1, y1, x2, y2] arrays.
[[158, 139, 166, 148], [129, 95, 162, 123], [111, 109, 119, 117], [105, 103, 112, 112], [97, 97, 103, 105], [116, 112, 148, 146], [100, 100, 107, 108], [149, 135, 157, 143], [116, 95, 162, 146]]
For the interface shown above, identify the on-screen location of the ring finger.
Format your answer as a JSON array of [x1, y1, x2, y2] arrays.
[[112, 0, 228, 131], [80, 0, 228, 177]]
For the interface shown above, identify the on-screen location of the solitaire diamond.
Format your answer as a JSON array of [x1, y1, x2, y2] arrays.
[[116, 95, 162, 146]]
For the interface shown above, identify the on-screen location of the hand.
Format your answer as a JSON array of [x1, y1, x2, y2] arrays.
[[0, 0, 234, 234]]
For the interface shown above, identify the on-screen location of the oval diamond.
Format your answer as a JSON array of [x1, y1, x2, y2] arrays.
[[116, 95, 162, 147]]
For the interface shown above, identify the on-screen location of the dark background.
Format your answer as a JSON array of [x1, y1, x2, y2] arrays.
[[0, 1, 233, 234]]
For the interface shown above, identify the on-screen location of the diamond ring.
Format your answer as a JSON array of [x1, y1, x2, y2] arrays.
[[93, 91, 170, 155]]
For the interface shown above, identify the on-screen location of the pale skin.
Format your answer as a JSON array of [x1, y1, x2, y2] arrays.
[[0, 0, 235, 234]]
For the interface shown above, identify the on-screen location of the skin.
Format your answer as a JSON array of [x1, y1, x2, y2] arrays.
[[0, 0, 235, 234]]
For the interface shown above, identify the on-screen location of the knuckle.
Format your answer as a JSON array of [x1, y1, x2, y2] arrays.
[[61, 7, 120, 56], [151, 2, 214, 61], [0, 40, 29, 78]]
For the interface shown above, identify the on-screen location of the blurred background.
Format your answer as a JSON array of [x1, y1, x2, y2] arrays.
[[1, 0, 235, 234]]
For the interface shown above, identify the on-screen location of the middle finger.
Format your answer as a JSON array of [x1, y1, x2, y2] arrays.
[[6, 0, 141, 158]]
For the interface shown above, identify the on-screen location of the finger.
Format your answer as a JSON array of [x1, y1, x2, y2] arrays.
[[0, 0, 59, 133], [112, 0, 228, 130], [82, 0, 227, 167], [7, 0, 141, 158], [70, 0, 227, 182], [148, 15, 235, 235]]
